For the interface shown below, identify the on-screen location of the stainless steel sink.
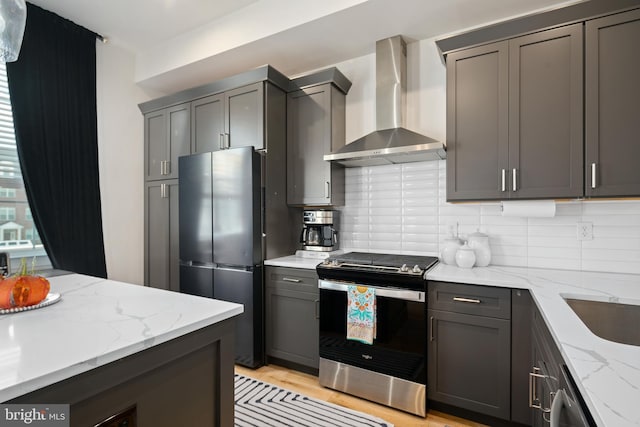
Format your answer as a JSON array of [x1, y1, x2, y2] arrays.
[[565, 298, 640, 346]]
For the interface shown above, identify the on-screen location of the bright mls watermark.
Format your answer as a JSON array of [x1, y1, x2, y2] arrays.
[[0, 405, 69, 426]]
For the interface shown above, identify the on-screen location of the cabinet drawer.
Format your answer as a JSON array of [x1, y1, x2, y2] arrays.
[[266, 266, 319, 293], [428, 281, 511, 319]]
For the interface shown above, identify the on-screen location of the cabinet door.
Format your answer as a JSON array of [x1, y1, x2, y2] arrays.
[[225, 83, 264, 151], [265, 267, 319, 370], [144, 180, 180, 292], [446, 42, 509, 201], [428, 309, 511, 420], [191, 94, 225, 154], [586, 9, 640, 197], [508, 24, 583, 199], [287, 85, 332, 205], [166, 103, 191, 179], [144, 110, 167, 181], [265, 287, 319, 369]]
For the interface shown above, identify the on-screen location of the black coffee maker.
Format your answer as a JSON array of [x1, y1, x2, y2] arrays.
[[300, 210, 338, 251]]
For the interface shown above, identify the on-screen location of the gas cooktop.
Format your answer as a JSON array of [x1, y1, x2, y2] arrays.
[[316, 252, 439, 290]]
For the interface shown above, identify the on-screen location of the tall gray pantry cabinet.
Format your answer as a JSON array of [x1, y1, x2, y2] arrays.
[[143, 102, 190, 292], [140, 66, 293, 291]]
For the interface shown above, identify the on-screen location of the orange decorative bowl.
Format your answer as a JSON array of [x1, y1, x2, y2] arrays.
[[0, 275, 50, 309]]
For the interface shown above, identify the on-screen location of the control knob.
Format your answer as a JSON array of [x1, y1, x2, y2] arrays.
[[412, 265, 422, 274], [400, 264, 409, 273]]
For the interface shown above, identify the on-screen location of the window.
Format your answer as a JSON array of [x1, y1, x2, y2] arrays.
[[0, 187, 16, 197], [0, 207, 15, 220], [0, 63, 50, 268]]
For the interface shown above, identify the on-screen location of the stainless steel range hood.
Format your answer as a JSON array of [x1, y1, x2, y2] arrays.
[[324, 36, 445, 167]]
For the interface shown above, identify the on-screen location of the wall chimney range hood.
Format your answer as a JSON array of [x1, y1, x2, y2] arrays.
[[324, 36, 445, 167]]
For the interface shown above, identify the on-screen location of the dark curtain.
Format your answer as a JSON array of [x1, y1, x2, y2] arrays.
[[6, 3, 107, 278]]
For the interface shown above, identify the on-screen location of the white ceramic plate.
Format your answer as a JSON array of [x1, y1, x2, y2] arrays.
[[0, 292, 61, 315]]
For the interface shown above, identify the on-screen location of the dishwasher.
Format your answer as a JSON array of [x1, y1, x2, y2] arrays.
[[548, 364, 596, 427]]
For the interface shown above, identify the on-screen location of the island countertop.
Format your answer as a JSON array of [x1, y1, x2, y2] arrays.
[[427, 264, 640, 427], [0, 273, 243, 402]]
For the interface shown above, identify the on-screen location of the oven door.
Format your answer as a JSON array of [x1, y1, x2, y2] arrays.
[[318, 279, 426, 384]]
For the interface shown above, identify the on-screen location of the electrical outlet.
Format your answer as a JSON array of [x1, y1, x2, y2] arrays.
[[576, 222, 593, 241]]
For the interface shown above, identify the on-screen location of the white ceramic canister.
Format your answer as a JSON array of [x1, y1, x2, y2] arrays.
[[440, 236, 462, 265], [467, 230, 491, 267], [455, 242, 476, 268]]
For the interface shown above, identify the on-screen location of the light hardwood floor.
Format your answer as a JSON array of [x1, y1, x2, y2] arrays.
[[235, 364, 487, 427]]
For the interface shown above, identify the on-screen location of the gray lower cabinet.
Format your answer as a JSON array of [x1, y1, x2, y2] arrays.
[[265, 266, 319, 371], [144, 180, 179, 292], [144, 103, 190, 181], [427, 282, 511, 420], [10, 318, 236, 427], [447, 24, 583, 201], [585, 8, 640, 197], [287, 83, 345, 206]]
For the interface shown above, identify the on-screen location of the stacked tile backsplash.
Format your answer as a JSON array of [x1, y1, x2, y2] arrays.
[[337, 160, 640, 275]]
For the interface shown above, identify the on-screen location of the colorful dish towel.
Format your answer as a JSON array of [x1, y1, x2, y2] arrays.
[[347, 285, 376, 345]]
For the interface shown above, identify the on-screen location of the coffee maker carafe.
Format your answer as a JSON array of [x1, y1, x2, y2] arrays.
[[300, 210, 338, 251]]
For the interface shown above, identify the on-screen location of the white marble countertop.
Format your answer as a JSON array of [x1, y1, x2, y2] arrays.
[[265, 250, 344, 270], [0, 273, 243, 402], [427, 264, 640, 427]]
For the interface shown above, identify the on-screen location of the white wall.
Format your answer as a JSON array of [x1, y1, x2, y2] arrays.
[[96, 42, 165, 284], [332, 38, 640, 275]]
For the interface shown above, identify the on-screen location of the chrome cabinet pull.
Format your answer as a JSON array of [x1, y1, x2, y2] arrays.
[[453, 297, 481, 304], [225, 133, 230, 149], [160, 183, 169, 199], [160, 160, 167, 175], [165, 160, 170, 175], [430, 316, 435, 341], [315, 299, 320, 319], [325, 182, 330, 198], [512, 168, 517, 192], [219, 134, 224, 150], [501, 169, 506, 192], [591, 163, 597, 189], [282, 277, 301, 283], [529, 367, 542, 410]]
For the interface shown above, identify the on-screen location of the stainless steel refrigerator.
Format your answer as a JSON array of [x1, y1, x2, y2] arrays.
[[178, 147, 263, 368]]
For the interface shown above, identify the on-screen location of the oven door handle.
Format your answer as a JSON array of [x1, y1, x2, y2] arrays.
[[318, 280, 425, 302]]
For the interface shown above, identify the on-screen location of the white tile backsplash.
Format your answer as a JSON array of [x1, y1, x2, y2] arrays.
[[337, 159, 640, 274]]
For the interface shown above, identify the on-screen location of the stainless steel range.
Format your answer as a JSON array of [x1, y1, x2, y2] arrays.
[[316, 252, 438, 417]]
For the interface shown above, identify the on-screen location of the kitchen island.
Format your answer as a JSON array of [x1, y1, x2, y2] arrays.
[[0, 273, 243, 426], [428, 264, 640, 427]]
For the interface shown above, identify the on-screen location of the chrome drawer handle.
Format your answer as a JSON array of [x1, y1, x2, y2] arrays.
[[282, 277, 301, 283], [591, 163, 597, 189], [453, 297, 481, 304]]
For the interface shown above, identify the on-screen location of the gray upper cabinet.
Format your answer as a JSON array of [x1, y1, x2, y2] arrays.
[[447, 24, 583, 201], [191, 83, 265, 153], [144, 180, 180, 292], [446, 42, 509, 201], [585, 9, 640, 197], [509, 24, 583, 199], [226, 83, 265, 151], [191, 94, 224, 153], [144, 103, 190, 181], [287, 83, 345, 206]]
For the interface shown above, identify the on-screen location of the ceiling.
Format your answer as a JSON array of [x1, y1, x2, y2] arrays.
[[26, 0, 583, 93]]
